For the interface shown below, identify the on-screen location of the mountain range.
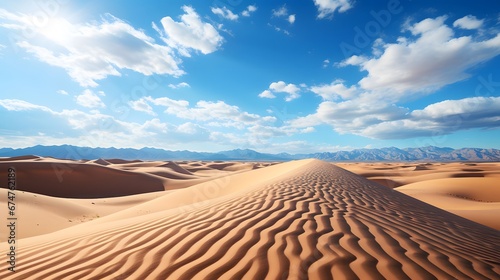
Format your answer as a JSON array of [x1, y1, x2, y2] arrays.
[[1, 145, 500, 161]]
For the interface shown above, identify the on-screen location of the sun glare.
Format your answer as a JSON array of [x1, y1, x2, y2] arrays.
[[41, 18, 74, 45]]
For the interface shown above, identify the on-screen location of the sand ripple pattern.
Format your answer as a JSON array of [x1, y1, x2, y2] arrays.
[[2, 160, 499, 279]]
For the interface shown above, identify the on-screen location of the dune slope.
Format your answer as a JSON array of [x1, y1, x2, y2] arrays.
[[1, 160, 499, 279], [0, 161, 165, 198], [337, 162, 500, 229], [397, 178, 500, 230]]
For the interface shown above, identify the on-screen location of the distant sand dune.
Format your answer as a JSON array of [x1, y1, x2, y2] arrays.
[[1, 159, 498, 279], [338, 162, 500, 229], [0, 161, 165, 198], [0, 155, 40, 161], [397, 177, 500, 229]]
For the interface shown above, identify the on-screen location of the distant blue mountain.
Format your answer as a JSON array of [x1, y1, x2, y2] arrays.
[[0, 145, 499, 161]]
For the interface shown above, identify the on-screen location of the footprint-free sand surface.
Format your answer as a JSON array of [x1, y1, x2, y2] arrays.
[[0, 158, 499, 279], [337, 162, 500, 230]]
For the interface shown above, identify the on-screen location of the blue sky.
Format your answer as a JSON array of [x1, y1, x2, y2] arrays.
[[0, 0, 499, 153]]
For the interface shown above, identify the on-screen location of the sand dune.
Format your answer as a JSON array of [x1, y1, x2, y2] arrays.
[[338, 162, 500, 229], [1, 159, 498, 279], [397, 177, 500, 230], [0, 161, 166, 198], [337, 162, 500, 188], [0, 188, 165, 238], [0, 155, 41, 161]]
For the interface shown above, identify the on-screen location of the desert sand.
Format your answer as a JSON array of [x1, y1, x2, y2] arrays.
[[337, 162, 500, 230], [0, 157, 499, 279]]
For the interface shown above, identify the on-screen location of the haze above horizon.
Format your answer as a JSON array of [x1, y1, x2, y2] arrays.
[[0, 0, 499, 153]]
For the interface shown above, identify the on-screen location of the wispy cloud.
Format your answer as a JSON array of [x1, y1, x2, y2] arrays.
[[313, 0, 354, 19], [241, 5, 257, 17], [211, 6, 239, 21], [0, 99, 54, 112], [168, 82, 190, 89], [57, 90, 69, 95], [272, 6, 288, 17], [272, 5, 296, 24], [0, 98, 213, 149]]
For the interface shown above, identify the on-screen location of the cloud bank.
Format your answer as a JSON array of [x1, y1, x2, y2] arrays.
[[291, 15, 500, 139]]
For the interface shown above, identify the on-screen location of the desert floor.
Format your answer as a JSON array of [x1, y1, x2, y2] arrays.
[[0, 156, 499, 279]]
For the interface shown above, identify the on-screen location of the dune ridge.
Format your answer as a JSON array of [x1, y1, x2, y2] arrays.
[[1, 159, 498, 279]]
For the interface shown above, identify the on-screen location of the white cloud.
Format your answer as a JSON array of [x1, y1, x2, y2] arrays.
[[290, 94, 500, 140], [0, 99, 54, 112], [0, 98, 215, 148], [290, 99, 408, 135], [75, 89, 105, 108], [211, 6, 239, 21], [0, 10, 183, 87], [258, 90, 276, 99], [301, 127, 315, 133], [142, 118, 168, 133], [209, 131, 250, 146], [292, 16, 500, 140], [362, 97, 500, 139], [135, 96, 276, 129], [322, 59, 330, 68], [129, 98, 156, 116], [176, 122, 208, 137], [160, 6, 224, 56], [289, 113, 322, 128], [242, 5, 257, 17], [268, 24, 291, 36], [341, 16, 500, 95], [270, 81, 301, 101], [313, 0, 354, 19], [337, 55, 366, 67], [453, 15, 484, 30], [310, 80, 358, 100], [57, 90, 69, 95], [146, 96, 189, 115], [412, 96, 500, 120], [272, 5, 295, 26], [273, 6, 288, 17], [177, 100, 266, 124], [59, 109, 120, 131], [247, 124, 292, 139], [168, 82, 190, 89], [259, 81, 300, 101]]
